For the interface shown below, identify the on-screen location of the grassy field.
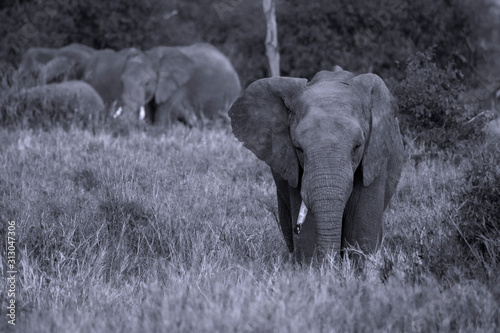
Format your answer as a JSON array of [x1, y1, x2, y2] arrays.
[[0, 123, 499, 332]]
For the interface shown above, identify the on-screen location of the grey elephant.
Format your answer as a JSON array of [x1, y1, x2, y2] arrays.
[[82, 48, 157, 121], [17, 43, 95, 85], [2, 81, 105, 123], [145, 43, 241, 126], [229, 67, 405, 259]]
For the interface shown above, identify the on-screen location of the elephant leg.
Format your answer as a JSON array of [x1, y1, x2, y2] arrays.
[[272, 171, 294, 253], [342, 166, 387, 254]]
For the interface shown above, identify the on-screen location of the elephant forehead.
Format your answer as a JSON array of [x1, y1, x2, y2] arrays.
[[125, 61, 155, 79], [296, 83, 368, 116]]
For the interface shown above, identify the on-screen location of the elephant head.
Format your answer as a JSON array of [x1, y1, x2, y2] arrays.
[[145, 46, 195, 125], [229, 67, 405, 258], [83, 48, 157, 121], [119, 49, 157, 121]]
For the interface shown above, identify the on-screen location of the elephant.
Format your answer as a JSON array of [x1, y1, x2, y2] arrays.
[[145, 43, 241, 126], [229, 66, 405, 260], [17, 43, 95, 85], [82, 48, 156, 121], [2, 80, 105, 122]]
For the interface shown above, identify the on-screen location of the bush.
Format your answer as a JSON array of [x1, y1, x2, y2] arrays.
[[396, 51, 467, 128], [391, 50, 486, 148], [277, 0, 487, 80], [0, 0, 170, 62], [455, 140, 500, 272]]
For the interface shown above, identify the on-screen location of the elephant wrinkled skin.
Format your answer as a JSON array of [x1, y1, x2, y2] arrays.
[[229, 66, 405, 260]]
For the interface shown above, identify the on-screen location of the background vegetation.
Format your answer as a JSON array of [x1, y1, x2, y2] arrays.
[[1, 0, 499, 146], [0, 0, 499, 331]]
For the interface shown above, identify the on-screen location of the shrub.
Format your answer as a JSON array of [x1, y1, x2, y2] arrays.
[[455, 140, 500, 273], [277, 0, 488, 79], [396, 51, 467, 127], [392, 50, 486, 149]]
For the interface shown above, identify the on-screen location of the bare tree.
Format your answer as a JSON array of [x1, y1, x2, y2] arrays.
[[262, 0, 280, 77]]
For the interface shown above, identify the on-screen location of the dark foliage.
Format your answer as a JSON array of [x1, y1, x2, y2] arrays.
[[390, 50, 488, 149], [0, 0, 497, 144], [456, 140, 500, 271]]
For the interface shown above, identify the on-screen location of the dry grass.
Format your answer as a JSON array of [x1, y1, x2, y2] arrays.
[[0, 123, 499, 332]]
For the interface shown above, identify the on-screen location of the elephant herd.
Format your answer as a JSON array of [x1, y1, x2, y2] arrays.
[[13, 43, 242, 126], [12, 42, 407, 261]]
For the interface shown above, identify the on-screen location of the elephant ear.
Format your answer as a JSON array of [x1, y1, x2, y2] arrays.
[[229, 77, 307, 188], [155, 49, 194, 105], [351, 74, 405, 193]]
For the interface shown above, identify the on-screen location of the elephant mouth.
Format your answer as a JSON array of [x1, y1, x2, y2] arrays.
[[294, 200, 308, 234]]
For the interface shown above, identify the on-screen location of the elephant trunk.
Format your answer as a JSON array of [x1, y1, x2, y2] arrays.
[[302, 147, 353, 257]]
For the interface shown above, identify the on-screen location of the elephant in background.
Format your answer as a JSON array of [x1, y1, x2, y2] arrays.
[[17, 43, 95, 85], [229, 66, 405, 260], [82, 48, 156, 121], [2, 80, 105, 122], [145, 43, 241, 126]]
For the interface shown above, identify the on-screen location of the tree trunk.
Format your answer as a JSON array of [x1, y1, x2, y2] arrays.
[[262, 0, 280, 77]]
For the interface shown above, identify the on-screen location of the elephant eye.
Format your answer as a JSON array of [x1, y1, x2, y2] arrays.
[[352, 142, 362, 156]]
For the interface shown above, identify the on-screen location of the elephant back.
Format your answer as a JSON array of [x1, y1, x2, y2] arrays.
[[9, 80, 105, 122], [178, 43, 241, 118]]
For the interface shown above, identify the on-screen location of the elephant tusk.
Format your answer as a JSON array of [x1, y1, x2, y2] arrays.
[[113, 106, 123, 118], [294, 201, 308, 234], [139, 106, 146, 120]]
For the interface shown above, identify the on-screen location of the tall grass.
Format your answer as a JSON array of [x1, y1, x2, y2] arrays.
[[0, 124, 499, 332]]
